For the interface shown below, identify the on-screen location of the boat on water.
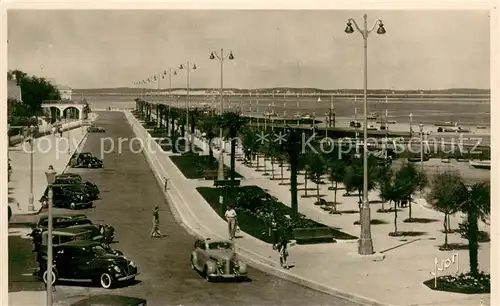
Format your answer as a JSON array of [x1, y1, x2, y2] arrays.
[[469, 160, 491, 170]]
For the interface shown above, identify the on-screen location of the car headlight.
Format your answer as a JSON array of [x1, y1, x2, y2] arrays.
[[113, 265, 121, 273]]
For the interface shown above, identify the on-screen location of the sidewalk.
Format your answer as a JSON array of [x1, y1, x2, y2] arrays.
[[136, 111, 490, 306], [8, 121, 90, 215]]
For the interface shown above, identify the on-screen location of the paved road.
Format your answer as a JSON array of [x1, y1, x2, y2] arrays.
[[50, 111, 354, 306]]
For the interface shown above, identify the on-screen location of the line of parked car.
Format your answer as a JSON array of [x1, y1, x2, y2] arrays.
[[32, 212, 139, 289], [40, 171, 99, 210]]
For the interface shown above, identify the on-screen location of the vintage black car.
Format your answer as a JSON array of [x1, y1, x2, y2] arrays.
[[55, 173, 100, 200], [87, 125, 106, 133], [40, 240, 138, 289], [36, 213, 92, 229], [70, 294, 146, 306], [40, 185, 93, 210], [70, 152, 103, 168]]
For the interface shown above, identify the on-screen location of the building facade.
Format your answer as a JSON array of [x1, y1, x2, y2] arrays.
[[56, 84, 72, 100]]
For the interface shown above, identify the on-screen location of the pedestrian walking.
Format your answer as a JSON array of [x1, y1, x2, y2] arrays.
[[150, 206, 163, 238], [224, 205, 238, 240], [164, 177, 169, 191], [275, 234, 290, 269]]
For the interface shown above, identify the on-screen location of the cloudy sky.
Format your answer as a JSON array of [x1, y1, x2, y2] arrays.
[[7, 10, 490, 90]]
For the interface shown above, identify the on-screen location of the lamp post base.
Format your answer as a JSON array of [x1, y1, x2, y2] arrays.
[[358, 205, 374, 255]]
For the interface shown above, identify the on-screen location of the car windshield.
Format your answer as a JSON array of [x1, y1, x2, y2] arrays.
[[208, 242, 233, 250]]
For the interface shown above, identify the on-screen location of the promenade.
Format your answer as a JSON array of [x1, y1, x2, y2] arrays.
[[129, 110, 489, 306], [8, 120, 91, 215]]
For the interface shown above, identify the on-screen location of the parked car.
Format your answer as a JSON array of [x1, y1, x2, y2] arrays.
[[36, 213, 92, 229], [190, 238, 247, 282], [39, 227, 122, 256], [87, 125, 106, 133], [70, 294, 146, 306], [55, 173, 100, 200], [40, 185, 93, 210], [70, 152, 103, 168], [40, 240, 138, 289], [36, 214, 115, 244]]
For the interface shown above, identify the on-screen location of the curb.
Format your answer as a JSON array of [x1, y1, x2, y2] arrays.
[[125, 110, 393, 306]]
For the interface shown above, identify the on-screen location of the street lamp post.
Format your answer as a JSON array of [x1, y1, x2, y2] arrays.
[[45, 166, 57, 306], [210, 48, 234, 181], [28, 126, 35, 211], [345, 13, 386, 255], [179, 62, 197, 152], [419, 123, 424, 196]]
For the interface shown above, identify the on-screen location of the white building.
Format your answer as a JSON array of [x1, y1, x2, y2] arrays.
[[56, 84, 72, 100]]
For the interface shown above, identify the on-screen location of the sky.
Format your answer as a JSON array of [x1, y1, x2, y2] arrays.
[[7, 10, 491, 90]]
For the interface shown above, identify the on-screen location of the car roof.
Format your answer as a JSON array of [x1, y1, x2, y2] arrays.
[[70, 294, 147, 306], [38, 213, 87, 221], [204, 238, 233, 244], [43, 227, 92, 235], [56, 173, 81, 178], [59, 240, 101, 248]]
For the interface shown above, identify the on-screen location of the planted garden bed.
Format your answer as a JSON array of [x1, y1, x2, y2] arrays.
[[170, 154, 241, 179], [423, 272, 490, 294], [196, 186, 357, 243]]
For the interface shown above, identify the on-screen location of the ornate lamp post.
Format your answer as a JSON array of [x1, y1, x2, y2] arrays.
[[209, 48, 234, 181], [344, 13, 386, 255], [27, 126, 35, 211], [44, 165, 57, 305], [179, 62, 197, 151]]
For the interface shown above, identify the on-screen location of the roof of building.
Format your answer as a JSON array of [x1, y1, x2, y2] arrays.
[[56, 84, 72, 90], [7, 79, 22, 101]]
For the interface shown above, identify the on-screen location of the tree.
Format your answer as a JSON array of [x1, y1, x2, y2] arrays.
[[199, 114, 219, 160], [220, 112, 248, 181], [8, 70, 60, 117], [377, 164, 394, 212], [426, 170, 463, 249], [328, 158, 346, 211], [241, 127, 259, 165], [457, 182, 490, 275], [282, 128, 302, 220], [307, 151, 326, 203], [342, 157, 378, 204], [189, 108, 202, 152], [394, 162, 428, 220]]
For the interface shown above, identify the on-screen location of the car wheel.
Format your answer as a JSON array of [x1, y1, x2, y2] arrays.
[[70, 202, 76, 210], [99, 272, 115, 289], [203, 266, 212, 282], [42, 270, 57, 285]]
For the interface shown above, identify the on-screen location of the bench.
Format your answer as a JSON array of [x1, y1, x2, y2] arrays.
[[214, 180, 241, 187], [293, 227, 336, 244]]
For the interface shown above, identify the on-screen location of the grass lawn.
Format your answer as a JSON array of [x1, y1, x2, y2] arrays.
[[170, 154, 241, 179], [197, 186, 357, 243]]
